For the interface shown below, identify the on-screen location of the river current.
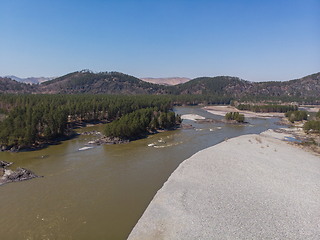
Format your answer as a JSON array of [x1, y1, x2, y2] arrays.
[[0, 106, 281, 239]]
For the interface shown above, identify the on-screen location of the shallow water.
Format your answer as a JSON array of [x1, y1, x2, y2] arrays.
[[0, 106, 281, 239], [284, 136, 302, 143]]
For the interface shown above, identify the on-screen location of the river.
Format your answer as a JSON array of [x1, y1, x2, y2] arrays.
[[0, 106, 282, 239]]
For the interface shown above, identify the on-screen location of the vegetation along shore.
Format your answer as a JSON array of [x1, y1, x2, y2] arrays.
[[0, 70, 320, 152]]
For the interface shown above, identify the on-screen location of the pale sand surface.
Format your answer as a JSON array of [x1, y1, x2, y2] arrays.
[[204, 105, 285, 118], [128, 131, 320, 239], [300, 106, 320, 113], [181, 114, 206, 121]]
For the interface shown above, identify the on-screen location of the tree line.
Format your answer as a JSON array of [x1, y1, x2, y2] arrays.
[[236, 104, 297, 113], [285, 110, 308, 123], [225, 112, 245, 123], [104, 108, 180, 138], [304, 120, 320, 133], [304, 109, 320, 133]]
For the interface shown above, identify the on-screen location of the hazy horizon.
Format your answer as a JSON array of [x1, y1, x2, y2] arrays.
[[1, 0, 319, 81], [3, 70, 319, 83]]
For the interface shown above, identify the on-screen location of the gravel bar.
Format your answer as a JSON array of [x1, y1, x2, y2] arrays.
[[128, 132, 320, 239]]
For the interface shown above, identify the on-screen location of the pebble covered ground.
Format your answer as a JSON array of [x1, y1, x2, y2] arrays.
[[128, 132, 320, 239]]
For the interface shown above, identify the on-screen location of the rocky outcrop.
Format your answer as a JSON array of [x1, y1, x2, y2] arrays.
[[0, 161, 13, 177], [86, 136, 130, 145], [0, 161, 42, 186], [0, 160, 13, 168], [181, 124, 195, 129], [80, 131, 102, 135]]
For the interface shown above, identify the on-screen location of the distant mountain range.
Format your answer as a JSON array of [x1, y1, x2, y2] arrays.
[[1, 70, 319, 100], [4, 75, 190, 86], [5, 75, 56, 85], [141, 77, 190, 86]]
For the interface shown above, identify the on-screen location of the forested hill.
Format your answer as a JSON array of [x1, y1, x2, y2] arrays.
[[166, 72, 320, 98], [38, 70, 168, 94], [166, 76, 248, 95], [1, 70, 320, 99], [242, 72, 320, 98]]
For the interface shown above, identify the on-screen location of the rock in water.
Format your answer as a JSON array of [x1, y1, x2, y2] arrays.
[[0, 161, 13, 179], [0, 166, 42, 185], [181, 124, 195, 129], [86, 136, 130, 145], [6, 167, 39, 181], [0, 160, 13, 168]]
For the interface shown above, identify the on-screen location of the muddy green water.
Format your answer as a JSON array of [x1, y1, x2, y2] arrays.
[[0, 106, 281, 239]]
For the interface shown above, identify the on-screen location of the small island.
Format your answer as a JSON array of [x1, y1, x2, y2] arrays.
[[196, 111, 248, 125], [87, 108, 181, 145]]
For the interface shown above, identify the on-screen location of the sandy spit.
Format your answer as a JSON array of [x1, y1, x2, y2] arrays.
[[203, 105, 284, 118], [128, 131, 320, 239], [181, 114, 206, 121]]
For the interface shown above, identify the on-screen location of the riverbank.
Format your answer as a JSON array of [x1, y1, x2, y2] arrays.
[[266, 125, 320, 154], [0, 120, 108, 153], [0, 132, 78, 153], [128, 130, 320, 239]]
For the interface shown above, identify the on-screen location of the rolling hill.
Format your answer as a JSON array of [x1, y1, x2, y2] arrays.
[[1, 70, 320, 101], [38, 70, 168, 94]]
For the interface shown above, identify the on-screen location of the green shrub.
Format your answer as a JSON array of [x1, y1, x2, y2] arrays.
[[285, 110, 307, 123], [304, 120, 320, 133], [237, 104, 297, 113], [225, 112, 245, 122]]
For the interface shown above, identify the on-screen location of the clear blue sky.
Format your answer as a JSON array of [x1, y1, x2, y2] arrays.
[[0, 0, 319, 81]]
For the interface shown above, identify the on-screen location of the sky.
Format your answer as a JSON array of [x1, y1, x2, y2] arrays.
[[0, 0, 319, 81]]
